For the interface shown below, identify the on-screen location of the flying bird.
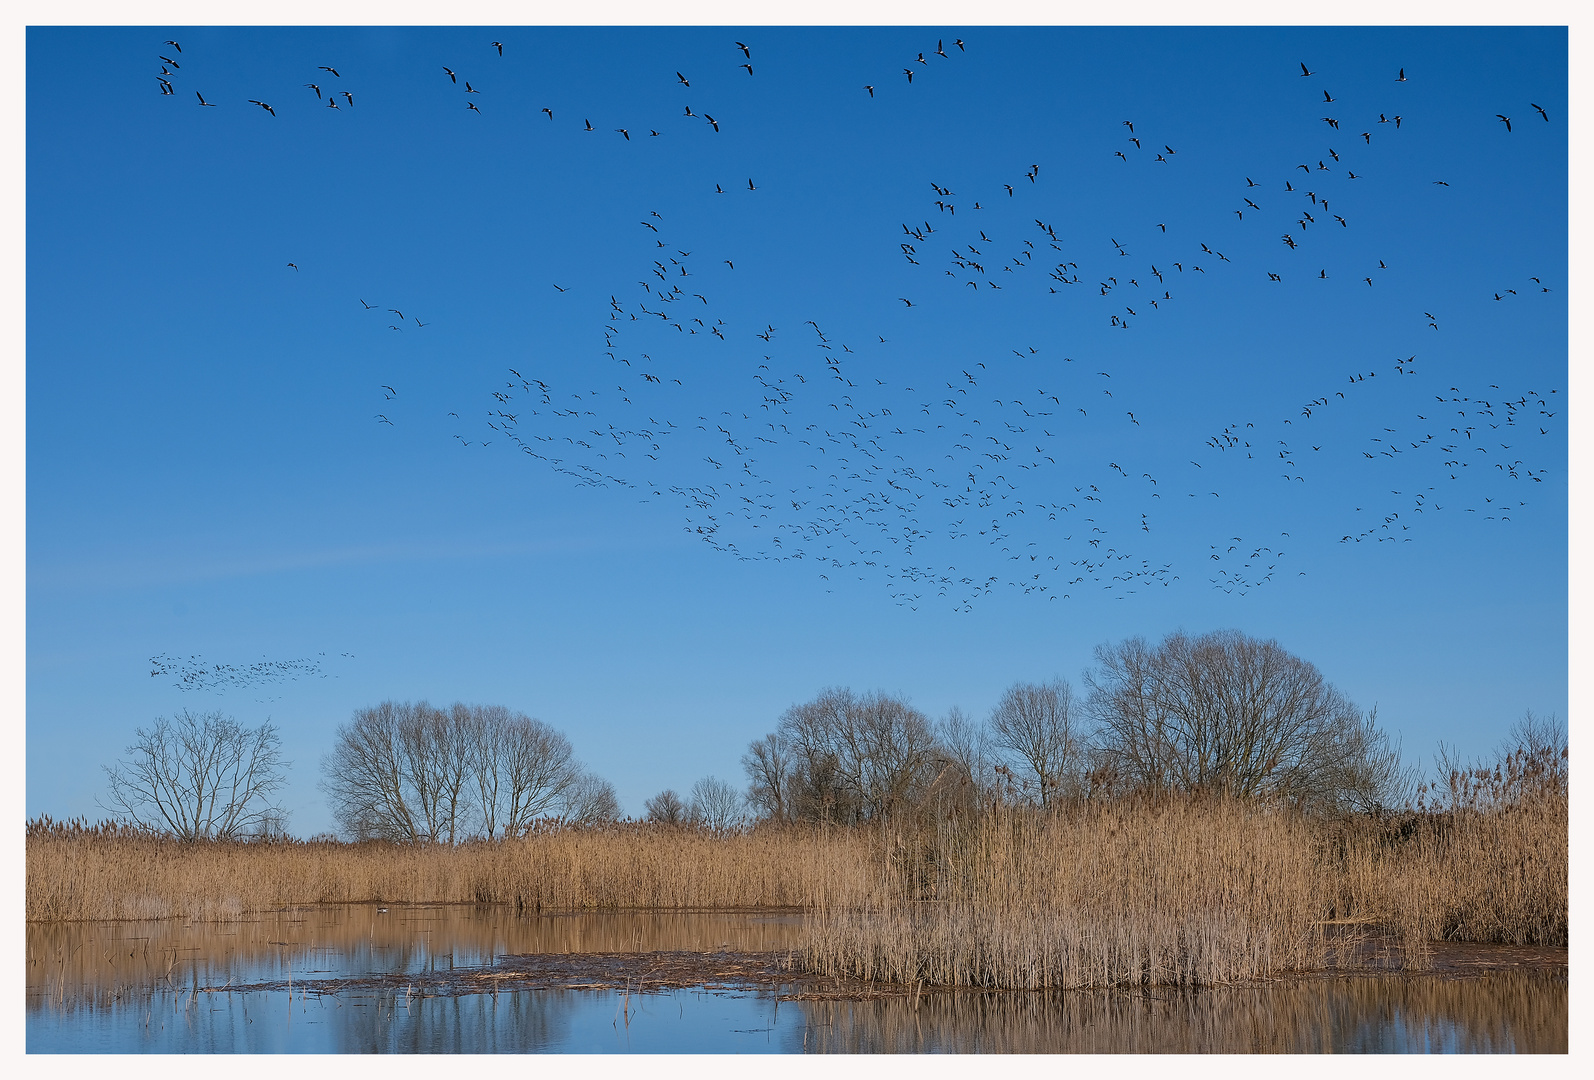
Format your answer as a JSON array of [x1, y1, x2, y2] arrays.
[[736, 41, 750, 58], [443, 67, 456, 83], [304, 83, 321, 98], [677, 71, 690, 86], [1496, 114, 1512, 131], [248, 100, 275, 115], [319, 66, 340, 76], [491, 41, 503, 56], [164, 40, 181, 52], [1300, 62, 1314, 76], [1531, 102, 1549, 121]]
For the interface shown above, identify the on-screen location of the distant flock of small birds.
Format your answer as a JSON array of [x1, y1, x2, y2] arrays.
[[149, 651, 354, 698], [155, 34, 1561, 610]]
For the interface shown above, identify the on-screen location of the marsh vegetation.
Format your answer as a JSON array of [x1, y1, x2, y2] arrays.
[[41, 631, 1567, 994]]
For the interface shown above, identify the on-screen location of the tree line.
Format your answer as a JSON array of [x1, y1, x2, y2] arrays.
[[95, 629, 1563, 840], [737, 629, 1416, 825]]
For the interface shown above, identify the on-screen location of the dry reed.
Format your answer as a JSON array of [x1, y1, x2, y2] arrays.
[[26, 790, 1566, 990], [804, 797, 1334, 989], [24, 819, 877, 922], [798, 792, 1566, 989]]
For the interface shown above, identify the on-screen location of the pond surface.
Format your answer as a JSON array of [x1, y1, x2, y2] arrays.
[[26, 905, 1566, 1053]]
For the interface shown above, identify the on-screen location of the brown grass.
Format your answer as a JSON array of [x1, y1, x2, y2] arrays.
[[26, 791, 1566, 990], [799, 792, 1567, 989], [23, 819, 878, 922]]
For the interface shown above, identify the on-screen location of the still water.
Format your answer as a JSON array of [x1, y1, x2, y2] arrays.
[[26, 905, 1566, 1053]]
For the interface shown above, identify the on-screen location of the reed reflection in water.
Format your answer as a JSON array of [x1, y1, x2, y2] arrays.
[[26, 907, 1564, 1053], [793, 972, 1567, 1053], [26, 905, 805, 1012], [28, 971, 1565, 1054]]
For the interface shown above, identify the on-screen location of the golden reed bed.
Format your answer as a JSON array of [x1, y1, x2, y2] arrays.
[[26, 794, 1565, 989]]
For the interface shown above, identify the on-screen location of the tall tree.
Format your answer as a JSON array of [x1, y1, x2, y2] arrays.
[[322, 700, 605, 840], [766, 687, 941, 823], [688, 776, 744, 832], [1084, 629, 1406, 810], [101, 710, 288, 839], [988, 679, 1080, 808]]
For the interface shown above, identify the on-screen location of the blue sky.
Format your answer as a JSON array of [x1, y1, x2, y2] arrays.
[[24, 19, 1569, 834]]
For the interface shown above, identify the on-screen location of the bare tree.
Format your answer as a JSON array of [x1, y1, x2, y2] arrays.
[[100, 710, 288, 840], [323, 700, 604, 841], [774, 687, 940, 823], [560, 771, 620, 824], [1085, 629, 1408, 811], [321, 700, 423, 841], [644, 788, 687, 824], [742, 732, 792, 822], [407, 703, 473, 843], [688, 776, 743, 832], [1315, 706, 1416, 813], [988, 679, 1080, 808], [936, 706, 989, 785], [458, 704, 581, 838], [931, 705, 998, 814]]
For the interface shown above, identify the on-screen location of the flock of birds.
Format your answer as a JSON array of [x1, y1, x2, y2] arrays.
[[149, 651, 353, 699], [156, 35, 1562, 611]]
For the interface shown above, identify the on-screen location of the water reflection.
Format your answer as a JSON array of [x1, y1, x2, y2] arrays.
[[25, 907, 1566, 1053], [26, 904, 804, 1012], [790, 973, 1567, 1053]]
